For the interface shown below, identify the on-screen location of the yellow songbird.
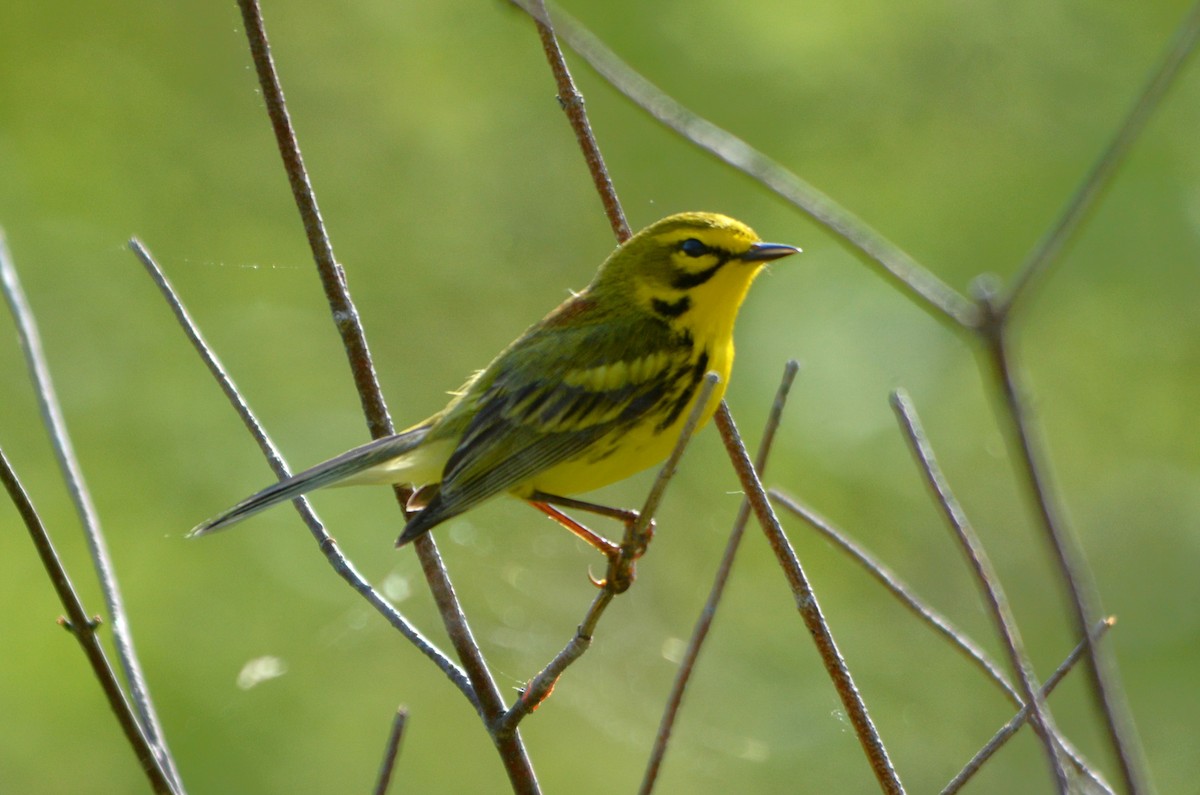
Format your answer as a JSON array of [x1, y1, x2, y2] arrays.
[[191, 212, 799, 549]]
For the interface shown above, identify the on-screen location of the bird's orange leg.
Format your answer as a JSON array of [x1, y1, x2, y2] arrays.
[[528, 501, 621, 560], [528, 491, 657, 591], [530, 492, 643, 526]]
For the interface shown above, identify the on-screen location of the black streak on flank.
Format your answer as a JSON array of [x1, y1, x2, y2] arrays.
[[656, 350, 710, 432], [652, 296, 691, 318]]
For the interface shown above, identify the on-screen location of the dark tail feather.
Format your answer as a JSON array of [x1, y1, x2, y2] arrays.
[[395, 490, 461, 547], [189, 426, 430, 537]]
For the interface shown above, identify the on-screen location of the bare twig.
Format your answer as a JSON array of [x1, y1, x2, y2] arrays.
[[0, 449, 178, 795], [770, 491, 1018, 700], [233, 3, 536, 789], [640, 361, 798, 794], [714, 403, 905, 794], [522, 3, 1178, 791], [372, 706, 409, 795], [611, 372, 723, 584], [0, 231, 182, 790], [508, 0, 977, 330], [891, 389, 1069, 792], [976, 290, 1149, 794], [525, 0, 628, 241], [959, 13, 1200, 791], [770, 492, 1113, 794], [129, 240, 473, 704], [502, 588, 611, 735], [943, 619, 1117, 794], [999, 1, 1200, 318], [495, 374, 720, 737], [233, 1, 390, 436]]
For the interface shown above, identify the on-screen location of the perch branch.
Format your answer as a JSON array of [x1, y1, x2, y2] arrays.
[[495, 373, 720, 737]]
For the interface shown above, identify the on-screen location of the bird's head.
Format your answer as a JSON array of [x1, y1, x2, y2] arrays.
[[592, 212, 800, 342]]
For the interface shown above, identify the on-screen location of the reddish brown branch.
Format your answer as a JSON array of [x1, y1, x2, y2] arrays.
[[525, 0, 628, 241], [715, 404, 905, 794], [0, 450, 178, 795], [232, 1, 536, 790], [641, 361, 798, 794]]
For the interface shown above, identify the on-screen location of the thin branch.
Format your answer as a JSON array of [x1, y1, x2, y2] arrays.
[[500, 587, 612, 736], [372, 706, 409, 795], [976, 290, 1149, 794], [0, 231, 182, 790], [495, 374, 720, 737], [714, 404, 905, 794], [770, 490, 1113, 794], [519, 14, 902, 787], [943, 619, 1116, 795], [526, 0, 628, 241], [891, 389, 1069, 792], [770, 491, 1017, 700], [508, 0, 978, 330], [0, 448, 178, 795], [610, 371, 723, 586], [962, 11, 1200, 791], [232, 3, 537, 790], [999, 0, 1200, 318], [129, 240, 473, 705], [640, 361, 798, 795], [233, 1, 389, 436]]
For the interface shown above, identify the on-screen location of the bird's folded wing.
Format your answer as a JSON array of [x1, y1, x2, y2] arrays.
[[435, 321, 695, 515]]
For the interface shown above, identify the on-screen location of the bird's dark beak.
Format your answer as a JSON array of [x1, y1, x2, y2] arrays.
[[740, 242, 801, 262]]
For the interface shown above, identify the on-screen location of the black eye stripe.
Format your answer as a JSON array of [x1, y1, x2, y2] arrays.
[[670, 254, 730, 290]]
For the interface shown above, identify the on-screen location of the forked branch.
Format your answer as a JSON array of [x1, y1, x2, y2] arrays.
[[942, 619, 1116, 795], [1, 231, 182, 792], [0, 450, 177, 795], [770, 491, 1112, 793], [891, 389, 1070, 791]]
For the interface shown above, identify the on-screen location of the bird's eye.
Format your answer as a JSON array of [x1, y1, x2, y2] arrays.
[[680, 238, 708, 257]]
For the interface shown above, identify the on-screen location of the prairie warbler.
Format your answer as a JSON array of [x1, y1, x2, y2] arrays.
[[191, 212, 799, 549]]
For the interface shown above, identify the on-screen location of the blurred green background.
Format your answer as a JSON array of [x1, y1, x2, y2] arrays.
[[2, 1, 1197, 792]]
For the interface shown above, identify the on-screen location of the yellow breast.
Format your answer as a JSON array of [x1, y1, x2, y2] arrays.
[[518, 339, 732, 498]]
